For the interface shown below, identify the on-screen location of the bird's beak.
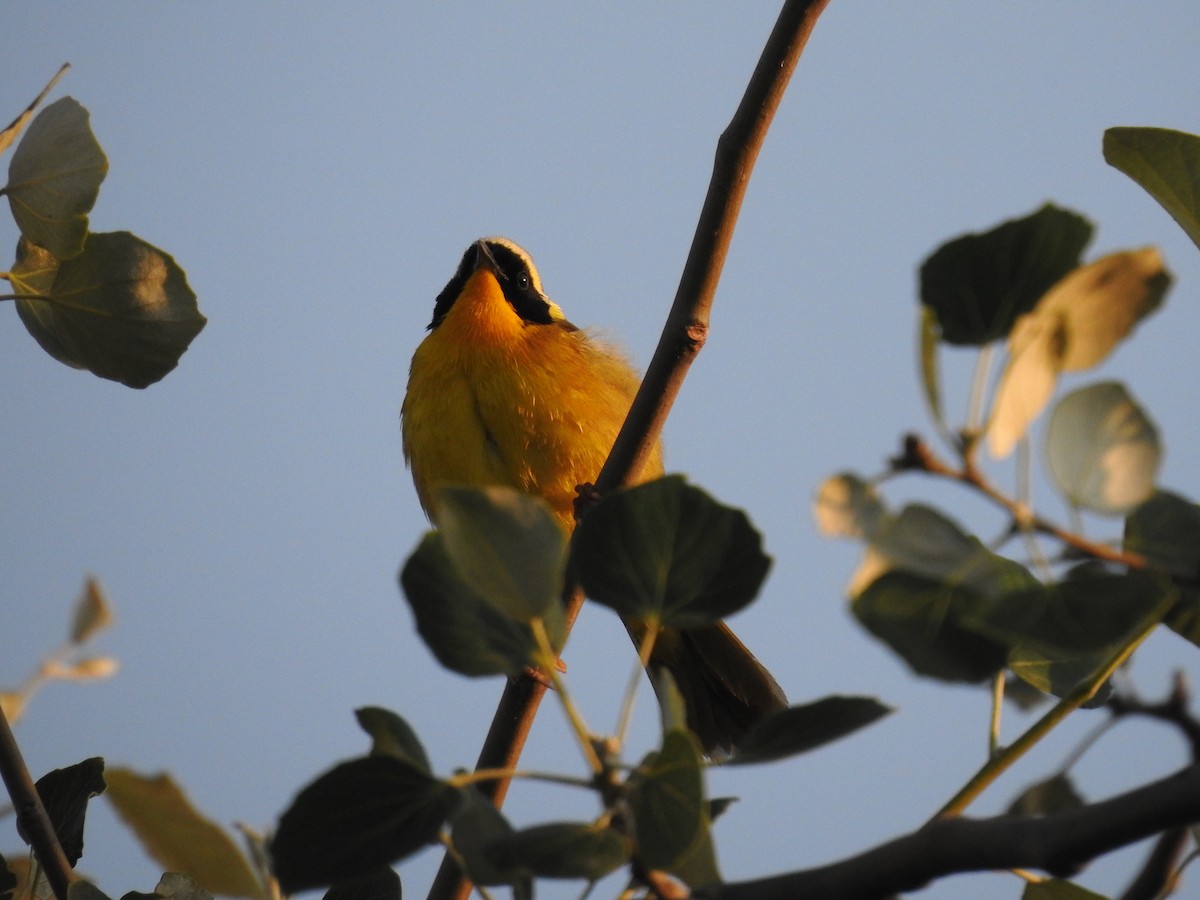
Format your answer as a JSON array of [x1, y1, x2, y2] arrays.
[[473, 240, 501, 277]]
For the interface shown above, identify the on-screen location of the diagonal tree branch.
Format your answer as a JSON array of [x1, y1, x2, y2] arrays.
[[699, 763, 1200, 900], [425, 3, 832, 898], [0, 704, 74, 900]]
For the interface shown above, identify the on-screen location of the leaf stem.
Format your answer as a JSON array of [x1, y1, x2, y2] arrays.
[[530, 618, 604, 775], [933, 619, 1157, 819], [614, 622, 661, 752], [449, 768, 594, 791], [988, 672, 1004, 758]]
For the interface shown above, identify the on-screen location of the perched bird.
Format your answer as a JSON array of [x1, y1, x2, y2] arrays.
[[401, 237, 785, 754]]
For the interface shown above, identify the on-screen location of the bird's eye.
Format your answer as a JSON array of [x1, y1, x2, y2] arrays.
[[516, 271, 531, 292]]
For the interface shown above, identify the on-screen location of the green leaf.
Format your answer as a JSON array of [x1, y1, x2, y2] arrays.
[[1007, 773, 1083, 816], [1046, 382, 1160, 515], [725, 697, 892, 766], [628, 729, 708, 878], [867, 505, 1039, 599], [5, 96, 108, 258], [1008, 646, 1113, 708], [812, 473, 886, 539], [1104, 126, 1200, 252], [271, 756, 461, 894], [988, 250, 1169, 458], [437, 486, 567, 625], [450, 789, 530, 896], [572, 476, 771, 629], [485, 822, 631, 881], [400, 532, 553, 677], [1124, 491, 1200, 645], [14, 231, 206, 388], [1022, 878, 1109, 899], [355, 708, 431, 775], [104, 768, 263, 899], [959, 568, 1172, 658], [919, 203, 1093, 346], [852, 570, 1009, 683], [322, 867, 401, 900], [24, 757, 105, 867], [919, 305, 945, 429]]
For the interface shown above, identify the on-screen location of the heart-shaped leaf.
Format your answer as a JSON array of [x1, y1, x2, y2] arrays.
[[1105, 127, 1200, 252]]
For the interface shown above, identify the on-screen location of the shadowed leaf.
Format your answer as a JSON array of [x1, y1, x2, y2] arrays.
[[400, 533, 554, 677], [919, 203, 1093, 346], [5, 97, 107, 258], [1125, 491, 1200, 646], [572, 476, 771, 629], [22, 757, 105, 867], [1105, 127, 1200, 252], [355, 708, 431, 775], [726, 697, 892, 766], [271, 756, 461, 894], [628, 730, 708, 878], [1008, 774, 1084, 816], [322, 867, 400, 900], [14, 231, 205, 388], [486, 822, 631, 882], [450, 789, 530, 897]]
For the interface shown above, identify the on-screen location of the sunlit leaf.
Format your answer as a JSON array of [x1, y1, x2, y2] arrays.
[[919, 203, 1093, 345], [150, 873, 214, 900], [400, 532, 553, 677], [43, 656, 118, 681], [1046, 382, 1160, 515], [1008, 646, 1113, 708], [572, 476, 771, 629], [14, 231, 205, 388], [726, 696, 892, 766], [105, 768, 263, 899], [355, 707, 431, 775], [1105, 127, 1200, 252], [988, 250, 1168, 458], [486, 822, 631, 881], [812, 473, 886, 539], [271, 756, 461, 894], [5, 97, 107, 258], [988, 309, 1062, 458], [437, 486, 567, 625]]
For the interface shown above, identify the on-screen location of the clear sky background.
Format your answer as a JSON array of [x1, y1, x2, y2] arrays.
[[3, 4, 1199, 899]]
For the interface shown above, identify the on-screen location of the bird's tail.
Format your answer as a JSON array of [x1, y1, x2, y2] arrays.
[[644, 621, 787, 757]]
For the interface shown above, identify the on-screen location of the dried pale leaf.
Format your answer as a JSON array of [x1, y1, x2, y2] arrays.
[[813, 473, 887, 539], [1046, 382, 1160, 515], [0, 692, 25, 723], [43, 656, 118, 681], [988, 310, 1063, 458], [71, 576, 113, 644], [1038, 249, 1169, 371]]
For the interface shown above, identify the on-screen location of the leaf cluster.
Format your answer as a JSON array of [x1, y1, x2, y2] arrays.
[[270, 480, 890, 896], [0, 68, 205, 387]]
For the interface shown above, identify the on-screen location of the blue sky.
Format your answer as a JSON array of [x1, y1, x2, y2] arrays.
[[3, 4, 1200, 899]]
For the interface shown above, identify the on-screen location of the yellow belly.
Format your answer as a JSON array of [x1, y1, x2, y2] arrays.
[[403, 322, 662, 530]]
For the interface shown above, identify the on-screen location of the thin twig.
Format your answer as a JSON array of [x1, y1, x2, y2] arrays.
[[424, 3, 832, 898], [0, 704, 74, 899]]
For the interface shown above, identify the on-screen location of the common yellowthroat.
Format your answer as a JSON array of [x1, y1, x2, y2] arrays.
[[402, 237, 785, 753]]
